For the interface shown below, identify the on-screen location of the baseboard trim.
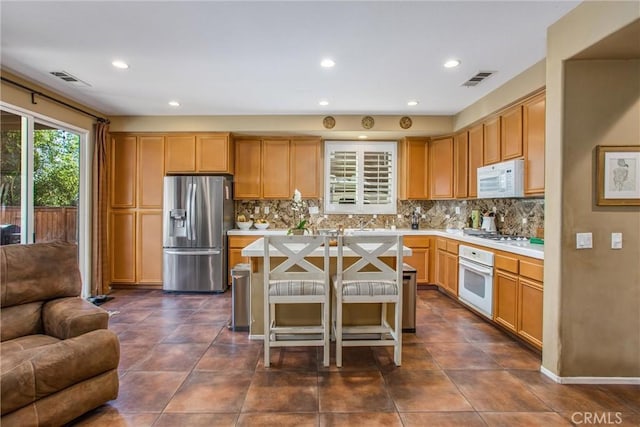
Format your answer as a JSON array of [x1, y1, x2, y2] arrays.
[[540, 366, 640, 384]]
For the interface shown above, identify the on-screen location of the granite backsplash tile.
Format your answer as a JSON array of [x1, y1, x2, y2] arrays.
[[235, 198, 544, 237]]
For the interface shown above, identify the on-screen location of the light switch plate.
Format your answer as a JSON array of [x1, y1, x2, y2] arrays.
[[455, 207, 461, 214], [264, 206, 270, 214], [576, 232, 593, 249], [254, 206, 260, 214], [611, 232, 622, 249]]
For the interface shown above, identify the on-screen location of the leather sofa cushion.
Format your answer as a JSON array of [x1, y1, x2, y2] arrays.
[[0, 302, 43, 342], [0, 334, 59, 354], [1, 329, 120, 416], [43, 297, 108, 339], [1, 242, 80, 308]]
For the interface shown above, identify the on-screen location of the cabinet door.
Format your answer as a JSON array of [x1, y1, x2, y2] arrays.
[[262, 140, 290, 199], [445, 252, 458, 295], [429, 137, 454, 199], [435, 249, 447, 287], [399, 138, 429, 200], [110, 135, 137, 208], [468, 124, 483, 198], [291, 139, 321, 198], [454, 131, 469, 198], [165, 135, 196, 173], [501, 106, 523, 160], [234, 139, 262, 199], [109, 211, 136, 283], [405, 247, 429, 284], [523, 93, 545, 195], [494, 270, 518, 332], [518, 277, 543, 349], [136, 211, 163, 284], [137, 136, 165, 209], [197, 134, 232, 173], [483, 116, 501, 165]]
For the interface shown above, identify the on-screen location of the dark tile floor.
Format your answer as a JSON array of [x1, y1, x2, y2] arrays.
[[70, 289, 640, 426]]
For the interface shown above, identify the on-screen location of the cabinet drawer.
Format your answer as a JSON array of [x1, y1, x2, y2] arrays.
[[520, 259, 544, 282], [495, 254, 519, 274], [404, 235, 429, 248], [229, 236, 261, 249], [437, 238, 447, 250], [446, 240, 459, 254]]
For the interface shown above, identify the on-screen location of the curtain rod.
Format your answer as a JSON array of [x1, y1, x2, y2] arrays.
[[1, 76, 109, 123]]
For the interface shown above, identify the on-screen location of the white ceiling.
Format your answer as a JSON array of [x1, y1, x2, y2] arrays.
[[1, 1, 580, 117]]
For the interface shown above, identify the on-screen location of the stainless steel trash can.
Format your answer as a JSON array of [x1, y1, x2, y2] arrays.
[[402, 263, 417, 332], [230, 263, 251, 331]]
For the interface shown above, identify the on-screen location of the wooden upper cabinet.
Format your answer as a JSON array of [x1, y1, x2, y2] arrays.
[[483, 116, 501, 165], [137, 136, 164, 209], [453, 131, 469, 198], [110, 135, 137, 208], [523, 93, 545, 195], [429, 137, 454, 199], [165, 135, 196, 173], [234, 139, 262, 199], [196, 134, 234, 173], [290, 139, 321, 198], [501, 105, 523, 160], [467, 124, 483, 198], [262, 140, 291, 199], [398, 137, 429, 200]]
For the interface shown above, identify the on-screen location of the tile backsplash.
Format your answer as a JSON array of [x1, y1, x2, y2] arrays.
[[235, 197, 544, 237]]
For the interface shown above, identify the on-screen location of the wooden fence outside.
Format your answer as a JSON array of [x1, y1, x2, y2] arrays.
[[0, 206, 77, 243]]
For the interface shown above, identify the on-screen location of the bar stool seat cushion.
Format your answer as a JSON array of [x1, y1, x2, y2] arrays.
[[341, 280, 398, 296], [268, 280, 326, 296]]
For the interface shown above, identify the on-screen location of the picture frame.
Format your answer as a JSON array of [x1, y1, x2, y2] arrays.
[[596, 145, 640, 206]]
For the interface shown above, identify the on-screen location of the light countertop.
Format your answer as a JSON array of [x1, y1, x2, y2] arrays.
[[229, 228, 544, 260], [240, 237, 412, 258]]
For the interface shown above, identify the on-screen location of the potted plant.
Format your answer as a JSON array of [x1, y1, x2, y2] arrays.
[[287, 189, 308, 235]]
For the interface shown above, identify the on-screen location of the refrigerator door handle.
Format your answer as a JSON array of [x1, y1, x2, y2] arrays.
[[190, 183, 197, 241], [165, 249, 221, 256], [185, 183, 193, 241]]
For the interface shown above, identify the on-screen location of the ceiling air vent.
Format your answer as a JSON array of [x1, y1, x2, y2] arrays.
[[462, 71, 496, 87], [49, 71, 91, 87]]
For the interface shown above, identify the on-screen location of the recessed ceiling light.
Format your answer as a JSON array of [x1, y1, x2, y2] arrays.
[[407, 100, 419, 106], [358, 135, 368, 139], [320, 58, 335, 68], [318, 100, 329, 106], [112, 60, 129, 69], [168, 101, 180, 107], [444, 59, 461, 68]]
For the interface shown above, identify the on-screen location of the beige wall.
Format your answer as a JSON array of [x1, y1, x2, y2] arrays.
[[453, 60, 546, 131], [544, 3, 640, 378], [562, 59, 639, 376]]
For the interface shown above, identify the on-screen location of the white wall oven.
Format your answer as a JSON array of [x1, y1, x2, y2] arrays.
[[458, 245, 494, 319]]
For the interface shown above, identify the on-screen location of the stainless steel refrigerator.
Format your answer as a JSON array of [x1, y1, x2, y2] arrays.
[[163, 176, 233, 292]]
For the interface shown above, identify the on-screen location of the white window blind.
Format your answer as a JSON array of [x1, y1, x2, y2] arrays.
[[324, 141, 396, 214]]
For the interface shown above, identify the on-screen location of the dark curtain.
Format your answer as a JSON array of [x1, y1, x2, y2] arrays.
[[91, 121, 109, 296]]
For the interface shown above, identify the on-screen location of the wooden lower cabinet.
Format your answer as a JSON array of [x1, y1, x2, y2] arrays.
[[136, 211, 163, 284], [444, 252, 458, 295], [435, 238, 458, 296], [109, 210, 163, 286], [494, 270, 518, 332], [109, 211, 136, 284], [494, 253, 543, 349], [228, 235, 261, 285], [403, 235, 430, 284]]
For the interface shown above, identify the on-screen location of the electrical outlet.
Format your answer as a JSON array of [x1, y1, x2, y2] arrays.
[[522, 218, 528, 225], [492, 206, 497, 213], [254, 206, 260, 214], [500, 215, 505, 222], [576, 232, 592, 249], [323, 214, 328, 219], [264, 206, 270, 214], [444, 214, 450, 219], [348, 214, 353, 219], [455, 207, 461, 214], [397, 214, 402, 219], [274, 214, 279, 219], [373, 214, 377, 219], [308, 206, 319, 215], [415, 206, 421, 214], [421, 214, 426, 219]]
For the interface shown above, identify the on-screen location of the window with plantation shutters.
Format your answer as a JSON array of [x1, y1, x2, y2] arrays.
[[324, 141, 397, 214]]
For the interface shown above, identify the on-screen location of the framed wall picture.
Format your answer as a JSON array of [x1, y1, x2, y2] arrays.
[[596, 145, 640, 206]]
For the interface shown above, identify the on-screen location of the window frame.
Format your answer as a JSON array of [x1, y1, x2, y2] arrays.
[[324, 140, 397, 215]]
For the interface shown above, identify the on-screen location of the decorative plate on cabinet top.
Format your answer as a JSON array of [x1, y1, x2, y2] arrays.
[[361, 116, 375, 129], [399, 116, 413, 129], [323, 116, 336, 129]]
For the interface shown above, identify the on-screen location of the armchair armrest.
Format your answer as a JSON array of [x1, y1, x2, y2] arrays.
[[43, 297, 109, 339]]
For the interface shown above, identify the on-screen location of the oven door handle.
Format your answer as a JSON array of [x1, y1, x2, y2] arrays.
[[459, 258, 493, 276]]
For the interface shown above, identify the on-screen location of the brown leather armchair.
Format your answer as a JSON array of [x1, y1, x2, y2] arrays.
[[1, 242, 120, 426]]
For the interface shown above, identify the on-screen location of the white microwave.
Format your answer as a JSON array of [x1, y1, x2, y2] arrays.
[[477, 159, 524, 198]]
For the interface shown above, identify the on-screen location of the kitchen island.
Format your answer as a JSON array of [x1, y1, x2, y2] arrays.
[[241, 237, 412, 338]]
